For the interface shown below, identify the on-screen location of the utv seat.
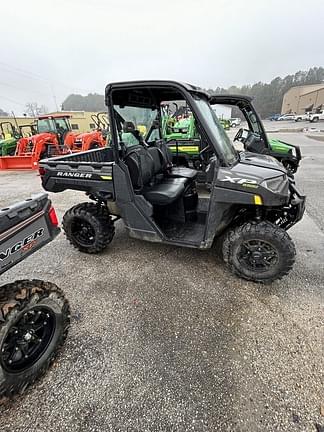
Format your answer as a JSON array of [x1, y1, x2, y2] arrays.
[[167, 165, 197, 180], [124, 146, 187, 206], [144, 177, 187, 205], [147, 146, 197, 181]]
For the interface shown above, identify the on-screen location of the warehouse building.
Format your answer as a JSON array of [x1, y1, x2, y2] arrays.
[[0, 111, 104, 137], [281, 84, 324, 114]]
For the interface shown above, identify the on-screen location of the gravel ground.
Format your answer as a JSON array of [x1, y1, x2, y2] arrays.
[[0, 133, 323, 431]]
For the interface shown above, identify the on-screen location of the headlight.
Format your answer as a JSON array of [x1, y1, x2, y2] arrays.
[[261, 175, 288, 193]]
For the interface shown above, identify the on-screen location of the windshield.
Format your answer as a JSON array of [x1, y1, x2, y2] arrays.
[[194, 97, 237, 164], [54, 118, 70, 132], [37, 119, 55, 133], [37, 118, 70, 134], [114, 105, 158, 148]]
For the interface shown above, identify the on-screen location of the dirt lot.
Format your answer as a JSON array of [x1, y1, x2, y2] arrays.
[[0, 132, 323, 432]]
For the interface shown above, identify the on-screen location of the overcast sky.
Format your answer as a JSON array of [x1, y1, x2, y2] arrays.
[[1, 0, 324, 115]]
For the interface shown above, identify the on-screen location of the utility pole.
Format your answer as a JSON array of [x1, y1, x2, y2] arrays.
[[50, 83, 59, 111]]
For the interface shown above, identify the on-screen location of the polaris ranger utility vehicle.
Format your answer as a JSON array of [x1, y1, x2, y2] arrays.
[[40, 80, 305, 283], [0, 194, 69, 401]]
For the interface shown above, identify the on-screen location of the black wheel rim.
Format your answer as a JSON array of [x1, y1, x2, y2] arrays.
[[237, 239, 279, 273], [71, 218, 96, 246], [1, 307, 56, 373]]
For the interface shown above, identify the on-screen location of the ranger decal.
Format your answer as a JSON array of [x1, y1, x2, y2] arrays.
[[57, 172, 93, 179], [0, 228, 44, 261]]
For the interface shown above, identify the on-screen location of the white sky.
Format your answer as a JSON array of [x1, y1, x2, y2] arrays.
[[1, 0, 324, 114]]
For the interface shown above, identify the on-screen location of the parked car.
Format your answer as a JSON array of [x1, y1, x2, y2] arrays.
[[277, 113, 296, 121], [308, 110, 324, 123], [229, 118, 241, 127], [268, 113, 281, 121], [294, 113, 310, 122]]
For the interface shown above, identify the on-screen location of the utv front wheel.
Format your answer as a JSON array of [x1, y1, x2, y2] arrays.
[[0, 280, 70, 402], [222, 221, 296, 283], [282, 160, 297, 175], [63, 202, 115, 253]]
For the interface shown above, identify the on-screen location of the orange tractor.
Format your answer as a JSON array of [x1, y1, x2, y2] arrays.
[[70, 112, 108, 151], [0, 115, 72, 170], [0, 113, 108, 170]]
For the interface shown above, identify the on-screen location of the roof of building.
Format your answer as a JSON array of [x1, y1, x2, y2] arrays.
[[285, 83, 324, 96], [299, 86, 324, 97]]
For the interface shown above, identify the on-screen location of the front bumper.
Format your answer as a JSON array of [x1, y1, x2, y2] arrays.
[[287, 182, 306, 228]]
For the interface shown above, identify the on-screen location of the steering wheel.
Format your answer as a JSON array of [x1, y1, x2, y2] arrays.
[[234, 128, 244, 142]]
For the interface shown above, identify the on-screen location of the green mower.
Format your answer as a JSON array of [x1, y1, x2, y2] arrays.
[[0, 122, 36, 156], [219, 118, 230, 131], [0, 122, 20, 156]]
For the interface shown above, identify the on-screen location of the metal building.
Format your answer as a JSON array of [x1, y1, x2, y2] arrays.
[[281, 84, 324, 114]]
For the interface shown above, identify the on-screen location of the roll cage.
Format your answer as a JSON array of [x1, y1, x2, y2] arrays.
[[105, 80, 238, 167], [209, 94, 270, 146], [0, 121, 20, 139]]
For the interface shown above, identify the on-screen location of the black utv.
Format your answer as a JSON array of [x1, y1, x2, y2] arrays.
[[39, 80, 305, 283], [0, 194, 69, 402]]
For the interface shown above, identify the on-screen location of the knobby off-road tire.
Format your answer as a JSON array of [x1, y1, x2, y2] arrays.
[[0, 280, 70, 403], [62, 202, 115, 254], [222, 221, 296, 283]]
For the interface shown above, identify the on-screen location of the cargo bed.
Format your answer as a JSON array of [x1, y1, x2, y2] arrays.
[[39, 148, 115, 198]]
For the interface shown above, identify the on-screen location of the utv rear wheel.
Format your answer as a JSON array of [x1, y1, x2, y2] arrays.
[[62, 202, 115, 253], [222, 221, 296, 283], [0, 280, 70, 403]]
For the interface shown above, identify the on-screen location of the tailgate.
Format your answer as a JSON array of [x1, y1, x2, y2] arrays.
[[39, 148, 115, 197], [0, 193, 60, 275]]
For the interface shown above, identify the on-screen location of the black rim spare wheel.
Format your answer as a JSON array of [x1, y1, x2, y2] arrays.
[[1, 307, 56, 373], [0, 280, 70, 402]]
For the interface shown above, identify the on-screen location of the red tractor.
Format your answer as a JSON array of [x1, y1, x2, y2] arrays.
[[0, 113, 108, 170], [69, 112, 108, 152], [0, 115, 73, 170]]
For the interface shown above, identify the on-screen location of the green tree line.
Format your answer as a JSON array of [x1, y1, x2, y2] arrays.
[[60, 67, 324, 118], [62, 93, 106, 112], [209, 66, 324, 117]]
